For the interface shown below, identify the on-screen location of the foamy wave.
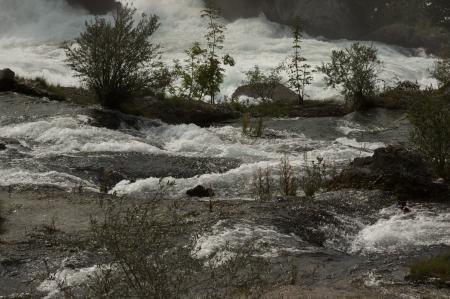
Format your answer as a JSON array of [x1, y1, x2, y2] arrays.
[[0, 116, 164, 156], [195, 220, 314, 262], [0, 168, 96, 190], [350, 206, 450, 255], [0, 0, 437, 99]]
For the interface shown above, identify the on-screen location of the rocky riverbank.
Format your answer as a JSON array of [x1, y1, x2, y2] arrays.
[[1, 187, 449, 298]]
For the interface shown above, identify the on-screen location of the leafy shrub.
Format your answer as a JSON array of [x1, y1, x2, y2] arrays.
[[299, 157, 329, 198], [409, 98, 450, 179], [430, 58, 450, 88], [285, 19, 313, 102], [81, 200, 287, 298], [318, 42, 382, 110], [243, 65, 283, 102], [251, 166, 274, 201], [64, 4, 162, 108], [242, 114, 265, 138], [279, 155, 298, 196]]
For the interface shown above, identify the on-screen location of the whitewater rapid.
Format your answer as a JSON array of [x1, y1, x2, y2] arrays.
[[0, 0, 438, 99], [1, 0, 449, 271]]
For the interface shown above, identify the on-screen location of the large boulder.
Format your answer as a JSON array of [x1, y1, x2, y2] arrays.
[[0, 69, 16, 91], [331, 146, 449, 201], [186, 185, 215, 198], [66, 0, 120, 14], [232, 83, 299, 102]]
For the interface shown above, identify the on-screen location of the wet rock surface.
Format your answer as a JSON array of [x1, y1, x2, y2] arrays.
[[1, 190, 449, 298], [331, 146, 450, 201], [38, 152, 241, 187], [0, 69, 65, 102], [122, 96, 240, 127], [66, 0, 120, 14]]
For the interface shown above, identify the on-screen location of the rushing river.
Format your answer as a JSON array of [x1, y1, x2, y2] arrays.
[[0, 1, 449, 297], [0, 0, 438, 99]]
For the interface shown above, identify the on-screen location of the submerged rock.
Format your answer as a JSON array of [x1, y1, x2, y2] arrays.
[[0, 144, 6, 151], [187, 185, 215, 198], [331, 146, 449, 201]]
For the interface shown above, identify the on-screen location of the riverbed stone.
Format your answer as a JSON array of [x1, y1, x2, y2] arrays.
[[0, 68, 16, 91], [186, 185, 215, 198], [331, 146, 449, 201]]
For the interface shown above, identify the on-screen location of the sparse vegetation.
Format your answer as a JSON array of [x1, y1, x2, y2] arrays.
[[319, 42, 382, 110], [285, 19, 314, 102], [299, 156, 329, 198], [78, 199, 287, 298], [409, 251, 450, 286], [279, 155, 298, 196], [430, 58, 450, 88], [242, 114, 265, 138], [199, 2, 235, 104], [64, 4, 163, 108], [251, 166, 274, 201], [242, 65, 283, 102], [409, 98, 450, 179]]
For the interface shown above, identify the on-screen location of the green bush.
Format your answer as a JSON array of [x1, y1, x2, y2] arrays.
[[318, 42, 382, 110], [279, 155, 298, 196], [80, 200, 288, 298], [300, 157, 329, 198], [242, 65, 282, 102], [409, 98, 450, 179], [430, 58, 450, 88], [64, 4, 162, 108]]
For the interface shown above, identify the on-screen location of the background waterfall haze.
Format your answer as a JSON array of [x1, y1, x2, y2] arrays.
[[0, 0, 438, 100]]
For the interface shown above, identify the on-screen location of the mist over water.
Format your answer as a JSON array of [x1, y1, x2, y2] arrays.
[[0, 0, 438, 99]]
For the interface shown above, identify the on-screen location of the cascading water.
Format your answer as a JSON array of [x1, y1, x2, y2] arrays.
[[0, 1, 449, 297], [0, 0, 438, 98]]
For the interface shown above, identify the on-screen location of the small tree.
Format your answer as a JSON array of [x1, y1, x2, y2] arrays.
[[64, 4, 161, 108], [198, 2, 235, 104], [318, 42, 382, 110], [430, 58, 450, 88], [409, 98, 450, 179], [243, 65, 283, 102], [285, 19, 313, 102], [173, 42, 207, 100]]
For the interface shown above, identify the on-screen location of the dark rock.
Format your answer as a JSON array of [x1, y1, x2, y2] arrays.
[[123, 96, 239, 127], [186, 185, 215, 198], [0, 69, 65, 101], [38, 152, 240, 188], [331, 146, 449, 201], [232, 83, 299, 102], [13, 82, 65, 102], [0, 69, 16, 91], [66, 0, 121, 14], [0, 144, 6, 151], [216, 0, 450, 54]]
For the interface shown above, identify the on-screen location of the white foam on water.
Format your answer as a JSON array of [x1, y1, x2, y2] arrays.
[[38, 265, 102, 299], [350, 205, 450, 255], [113, 121, 384, 198], [0, 0, 438, 98], [194, 220, 314, 263], [0, 116, 164, 156], [0, 168, 96, 190]]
